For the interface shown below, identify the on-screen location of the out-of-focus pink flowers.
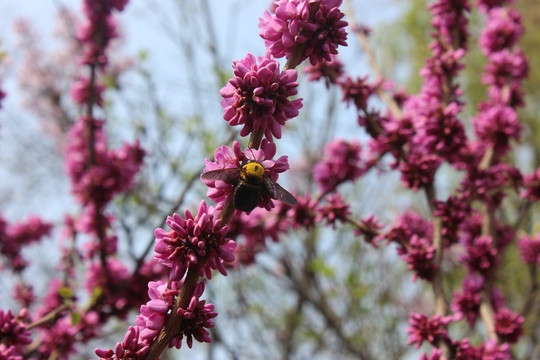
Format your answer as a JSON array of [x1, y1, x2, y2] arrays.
[[479, 8, 523, 55], [313, 139, 364, 193], [494, 308, 524, 343], [220, 53, 302, 141], [303, 55, 344, 87], [517, 234, 540, 265], [65, 116, 145, 207], [397, 235, 438, 282], [0, 309, 32, 358], [406, 313, 451, 349], [259, 0, 348, 65], [472, 105, 521, 158], [0, 215, 52, 271], [451, 275, 483, 327], [154, 201, 235, 281]]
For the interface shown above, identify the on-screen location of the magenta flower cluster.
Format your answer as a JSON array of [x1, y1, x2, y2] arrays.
[[313, 138, 365, 193], [220, 53, 302, 141], [0, 215, 52, 271], [0, 309, 32, 358], [259, 0, 348, 65], [154, 201, 236, 280]]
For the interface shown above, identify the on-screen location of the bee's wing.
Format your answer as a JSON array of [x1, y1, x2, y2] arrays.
[[264, 177, 298, 207], [201, 168, 240, 185]]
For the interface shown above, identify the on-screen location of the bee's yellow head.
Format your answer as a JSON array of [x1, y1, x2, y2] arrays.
[[241, 162, 265, 183]]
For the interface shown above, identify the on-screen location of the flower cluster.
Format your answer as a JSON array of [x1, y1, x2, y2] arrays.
[[259, 0, 348, 65], [65, 116, 145, 208], [303, 55, 344, 87], [517, 234, 540, 265], [406, 313, 451, 349], [77, 0, 128, 67], [313, 139, 364, 193], [220, 53, 302, 141], [0, 214, 52, 271], [154, 201, 235, 280], [0, 309, 32, 358]]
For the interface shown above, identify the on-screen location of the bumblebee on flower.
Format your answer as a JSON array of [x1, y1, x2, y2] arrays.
[[202, 140, 297, 214]]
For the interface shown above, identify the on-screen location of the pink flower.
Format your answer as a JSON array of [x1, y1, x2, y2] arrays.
[[451, 275, 483, 327], [339, 76, 375, 110], [0, 214, 52, 271], [453, 338, 511, 360], [70, 76, 105, 106], [353, 214, 385, 246], [398, 152, 441, 192], [287, 192, 318, 230], [202, 140, 291, 211], [303, 55, 344, 87], [154, 201, 235, 280], [65, 116, 145, 207], [384, 212, 433, 245], [259, 0, 348, 65], [0, 309, 32, 355], [172, 282, 217, 349], [434, 195, 470, 245], [313, 139, 364, 193], [316, 193, 350, 229], [494, 308, 524, 343], [406, 313, 451, 349], [473, 104, 521, 157], [459, 235, 499, 275], [482, 49, 528, 87], [479, 8, 523, 55], [420, 348, 442, 360], [220, 53, 302, 141], [521, 167, 540, 202], [397, 235, 438, 282], [428, 0, 469, 48], [135, 280, 179, 345], [517, 234, 540, 265], [95, 326, 149, 360]]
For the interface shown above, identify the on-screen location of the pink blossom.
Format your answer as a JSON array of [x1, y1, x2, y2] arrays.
[[384, 212, 433, 245], [459, 235, 499, 275], [0, 214, 52, 271], [65, 116, 145, 207], [220, 53, 302, 141], [135, 280, 179, 345], [70, 76, 105, 106], [420, 348, 442, 360], [479, 8, 523, 55], [451, 275, 483, 327], [303, 55, 344, 87], [476, 0, 514, 11], [316, 193, 350, 229], [96, 326, 149, 360], [482, 49, 528, 87], [453, 338, 511, 360], [521, 166, 540, 202], [397, 235, 438, 282], [406, 313, 451, 349], [287, 192, 318, 230], [203, 140, 291, 211], [258, 0, 348, 65], [434, 195, 470, 245], [0, 309, 32, 356], [313, 139, 364, 193], [227, 205, 290, 265], [172, 282, 217, 349], [473, 104, 521, 157], [428, 0, 469, 48], [494, 307, 523, 343], [339, 76, 375, 110], [398, 152, 441, 192], [353, 214, 385, 247], [517, 234, 540, 265], [154, 201, 235, 280]]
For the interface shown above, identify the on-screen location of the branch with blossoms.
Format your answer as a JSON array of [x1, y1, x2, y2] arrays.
[[1, 0, 539, 359]]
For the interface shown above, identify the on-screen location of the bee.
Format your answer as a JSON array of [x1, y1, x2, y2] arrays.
[[202, 161, 297, 212]]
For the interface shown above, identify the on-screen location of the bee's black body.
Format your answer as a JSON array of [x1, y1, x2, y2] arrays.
[[233, 181, 263, 212]]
